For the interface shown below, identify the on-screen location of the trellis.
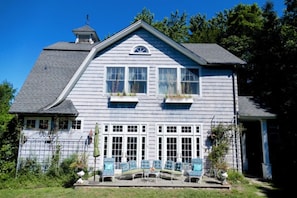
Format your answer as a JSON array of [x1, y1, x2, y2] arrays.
[[16, 137, 88, 173]]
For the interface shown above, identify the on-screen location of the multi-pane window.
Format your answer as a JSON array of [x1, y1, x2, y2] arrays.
[[196, 137, 201, 157], [142, 125, 146, 133], [103, 124, 147, 169], [103, 136, 108, 157], [106, 67, 125, 93], [167, 137, 177, 161], [59, 119, 68, 130], [141, 137, 146, 160], [181, 68, 199, 94], [182, 137, 192, 163], [128, 67, 147, 93], [167, 126, 177, 133], [106, 67, 147, 94], [196, 126, 200, 133], [158, 126, 162, 133], [26, 119, 36, 129], [113, 125, 123, 132], [132, 45, 149, 54], [71, 120, 81, 130], [127, 137, 137, 161], [159, 68, 177, 94], [158, 67, 199, 95], [158, 137, 163, 160], [181, 126, 191, 133], [157, 124, 202, 162], [39, 120, 49, 130], [127, 125, 138, 132], [112, 137, 123, 169]]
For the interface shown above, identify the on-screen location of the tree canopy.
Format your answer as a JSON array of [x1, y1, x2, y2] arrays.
[[0, 81, 18, 180], [132, 1, 297, 189]]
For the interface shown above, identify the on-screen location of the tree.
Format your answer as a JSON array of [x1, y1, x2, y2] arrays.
[[0, 81, 15, 132], [133, 7, 154, 25], [219, 4, 263, 96], [188, 14, 209, 42], [0, 81, 18, 181], [154, 10, 189, 43], [188, 11, 228, 43], [251, 1, 282, 103], [283, 0, 297, 26]]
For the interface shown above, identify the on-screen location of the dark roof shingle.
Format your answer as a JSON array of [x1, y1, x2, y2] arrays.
[[238, 96, 276, 119], [9, 43, 91, 114], [182, 43, 246, 65]]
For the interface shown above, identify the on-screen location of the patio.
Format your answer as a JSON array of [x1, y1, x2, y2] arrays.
[[74, 175, 231, 189]]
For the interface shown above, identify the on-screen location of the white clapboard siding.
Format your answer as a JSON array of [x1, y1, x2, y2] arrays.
[[67, 29, 240, 169]]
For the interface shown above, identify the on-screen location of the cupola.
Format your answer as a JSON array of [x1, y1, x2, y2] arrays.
[[72, 25, 100, 44]]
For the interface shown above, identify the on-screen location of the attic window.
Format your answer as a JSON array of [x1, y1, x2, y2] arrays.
[[130, 45, 150, 55]]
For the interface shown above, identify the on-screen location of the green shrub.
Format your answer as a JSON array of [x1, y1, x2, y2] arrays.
[[2, 154, 88, 189], [226, 169, 248, 184], [18, 157, 42, 176]]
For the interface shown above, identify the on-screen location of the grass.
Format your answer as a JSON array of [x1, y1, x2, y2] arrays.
[[0, 178, 282, 198], [0, 170, 284, 198], [0, 187, 259, 198]]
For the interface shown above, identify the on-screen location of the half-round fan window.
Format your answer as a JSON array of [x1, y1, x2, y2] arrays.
[[130, 45, 151, 55]]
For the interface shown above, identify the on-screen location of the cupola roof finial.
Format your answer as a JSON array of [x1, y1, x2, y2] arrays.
[[86, 14, 90, 25]]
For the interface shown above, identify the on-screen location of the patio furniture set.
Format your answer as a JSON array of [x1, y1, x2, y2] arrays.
[[100, 157, 203, 183]]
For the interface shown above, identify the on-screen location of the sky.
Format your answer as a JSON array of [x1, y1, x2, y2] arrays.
[[0, 0, 285, 93]]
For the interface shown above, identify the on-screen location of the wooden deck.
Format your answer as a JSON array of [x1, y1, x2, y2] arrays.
[[74, 175, 231, 190]]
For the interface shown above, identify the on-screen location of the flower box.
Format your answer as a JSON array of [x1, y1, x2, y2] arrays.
[[110, 96, 139, 103], [165, 97, 193, 104]]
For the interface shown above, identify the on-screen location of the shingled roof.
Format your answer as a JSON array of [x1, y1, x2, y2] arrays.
[[9, 42, 94, 115], [182, 43, 246, 65], [238, 96, 276, 119]]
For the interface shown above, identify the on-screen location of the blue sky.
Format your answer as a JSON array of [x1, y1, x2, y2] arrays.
[[0, 0, 285, 93]]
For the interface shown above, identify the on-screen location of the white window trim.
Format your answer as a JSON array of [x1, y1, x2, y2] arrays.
[[101, 123, 148, 166], [129, 44, 151, 55], [155, 123, 203, 159], [157, 66, 201, 97], [70, 119, 83, 131], [105, 66, 148, 95], [102, 123, 148, 135], [24, 117, 51, 130]]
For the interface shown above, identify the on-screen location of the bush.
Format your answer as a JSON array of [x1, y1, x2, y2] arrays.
[[226, 169, 248, 184], [1, 154, 88, 189]]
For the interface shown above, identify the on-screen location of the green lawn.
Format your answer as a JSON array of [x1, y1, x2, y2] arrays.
[[0, 181, 281, 198]]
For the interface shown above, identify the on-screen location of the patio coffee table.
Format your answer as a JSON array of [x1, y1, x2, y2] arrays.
[[143, 169, 159, 183]]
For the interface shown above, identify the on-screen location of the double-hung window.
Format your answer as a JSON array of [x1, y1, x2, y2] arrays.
[[106, 67, 147, 94], [158, 67, 199, 95], [159, 68, 177, 94], [128, 67, 147, 93], [106, 67, 125, 93], [181, 68, 199, 94]]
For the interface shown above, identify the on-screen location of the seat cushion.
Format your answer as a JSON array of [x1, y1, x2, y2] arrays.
[[105, 163, 113, 170], [193, 164, 202, 171]]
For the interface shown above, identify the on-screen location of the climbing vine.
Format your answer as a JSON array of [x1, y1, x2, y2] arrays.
[[207, 123, 233, 172]]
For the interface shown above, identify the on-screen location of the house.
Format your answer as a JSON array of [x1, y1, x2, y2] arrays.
[[9, 20, 275, 179]]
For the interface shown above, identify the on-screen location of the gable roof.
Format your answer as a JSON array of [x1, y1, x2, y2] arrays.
[[238, 96, 276, 120], [10, 20, 246, 115]]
